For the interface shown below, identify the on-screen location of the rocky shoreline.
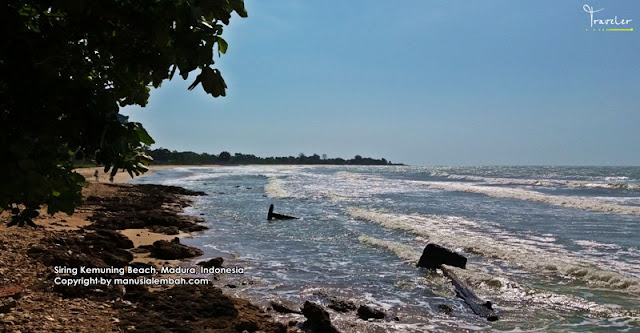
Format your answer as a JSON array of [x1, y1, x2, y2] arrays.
[[1, 181, 289, 333]]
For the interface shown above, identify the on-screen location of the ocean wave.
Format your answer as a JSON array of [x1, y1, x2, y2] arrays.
[[416, 181, 640, 216], [574, 240, 622, 251], [356, 235, 632, 318], [429, 172, 640, 190], [348, 208, 640, 294], [605, 176, 630, 181], [335, 171, 366, 180], [357, 235, 421, 263], [264, 177, 290, 198]]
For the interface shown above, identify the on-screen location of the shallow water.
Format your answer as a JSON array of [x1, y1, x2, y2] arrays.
[[133, 165, 640, 332]]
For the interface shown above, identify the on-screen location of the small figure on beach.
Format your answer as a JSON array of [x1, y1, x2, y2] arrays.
[[94, 170, 99, 182]]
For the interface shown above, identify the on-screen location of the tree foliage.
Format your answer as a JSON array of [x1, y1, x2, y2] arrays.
[[0, 0, 247, 225]]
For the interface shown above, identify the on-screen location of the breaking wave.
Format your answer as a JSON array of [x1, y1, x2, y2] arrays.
[[416, 181, 640, 216], [348, 208, 640, 294], [358, 235, 421, 263], [264, 177, 290, 198], [356, 235, 632, 318], [429, 173, 640, 190]]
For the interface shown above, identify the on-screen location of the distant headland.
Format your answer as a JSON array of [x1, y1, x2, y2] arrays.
[[146, 148, 403, 166]]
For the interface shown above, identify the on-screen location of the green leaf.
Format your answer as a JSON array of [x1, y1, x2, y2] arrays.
[[230, 0, 248, 17], [217, 37, 228, 55], [133, 123, 155, 146], [52, 190, 61, 197]]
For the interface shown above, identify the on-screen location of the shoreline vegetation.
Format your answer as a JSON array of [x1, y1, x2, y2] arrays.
[[0, 168, 290, 332], [144, 148, 403, 166]]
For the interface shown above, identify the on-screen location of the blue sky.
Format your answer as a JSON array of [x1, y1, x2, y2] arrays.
[[122, 0, 639, 166]]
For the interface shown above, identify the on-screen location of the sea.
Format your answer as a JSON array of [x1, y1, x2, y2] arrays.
[[132, 165, 640, 332]]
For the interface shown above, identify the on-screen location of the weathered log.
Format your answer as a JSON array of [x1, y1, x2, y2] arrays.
[[267, 204, 298, 220], [417, 243, 467, 269], [441, 267, 499, 321]]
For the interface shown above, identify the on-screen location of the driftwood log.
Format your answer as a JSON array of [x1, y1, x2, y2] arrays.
[[417, 243, 467, 269], [442, 267, 499, 321], [417, 243, 498, 321], [267, 204, 298, 220]]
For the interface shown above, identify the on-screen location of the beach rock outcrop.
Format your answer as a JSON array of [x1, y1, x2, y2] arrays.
[[327, 298, 357, 313], [301, 301, 340, 333], [86, 184, 208, 233], [357, 305, 386, 320], [417, 243, 467, 269], [197, 257, 224, 268], [28, 231, 133, 268], [86, 229, 134, 249], [270, 300, 302, 314], [149, 239, 203, 260]]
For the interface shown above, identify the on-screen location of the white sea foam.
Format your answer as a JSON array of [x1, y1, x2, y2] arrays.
[[430, 172, 640, 190], [416, 181, 640, 216], [356, 235, 629, 318], [605, 176, 630, 181], [348, 208, 640, 294], [574, 240, 622, 250], [264, 177, 290, 198], [358, 235, 421, 263]]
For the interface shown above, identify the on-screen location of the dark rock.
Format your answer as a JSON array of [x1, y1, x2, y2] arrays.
[[99, 248, 134, 267], [86, 229, 134, 249], [197, 257, 224, 269], [438, 304, 453, 315], [417, 243, 467, 269], [149, 240, 203, 260], [147, 225, 180, 235], [236, 320, 260, 332], [123, 285, 149, 302], [28, 232, 133, 269], [118, 285, 239, 332], [270, 301, 302, 314], [0, 298, 17, 313], [327, 298, 357, 313], [288, 320, 298, 327], [85, 184, 208, 233], [301, 301, 340, 333], [226, 284, 237, 289], [357, 305, 385, 320], [393, 316, 400, 321], [130, 247, 151, 253]]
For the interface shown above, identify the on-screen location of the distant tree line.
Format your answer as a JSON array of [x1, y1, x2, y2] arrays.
[[145, 148, 401, 166]]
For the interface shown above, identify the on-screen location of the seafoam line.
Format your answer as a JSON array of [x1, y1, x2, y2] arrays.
[[348, 208, 640, 294], [416, 181, 640, 216]]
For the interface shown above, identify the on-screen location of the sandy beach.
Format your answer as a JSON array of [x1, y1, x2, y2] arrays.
[[0, 167, 291, 333]]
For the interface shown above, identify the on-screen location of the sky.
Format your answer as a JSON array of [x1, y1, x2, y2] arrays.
[[122, 0, 640, 166]]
